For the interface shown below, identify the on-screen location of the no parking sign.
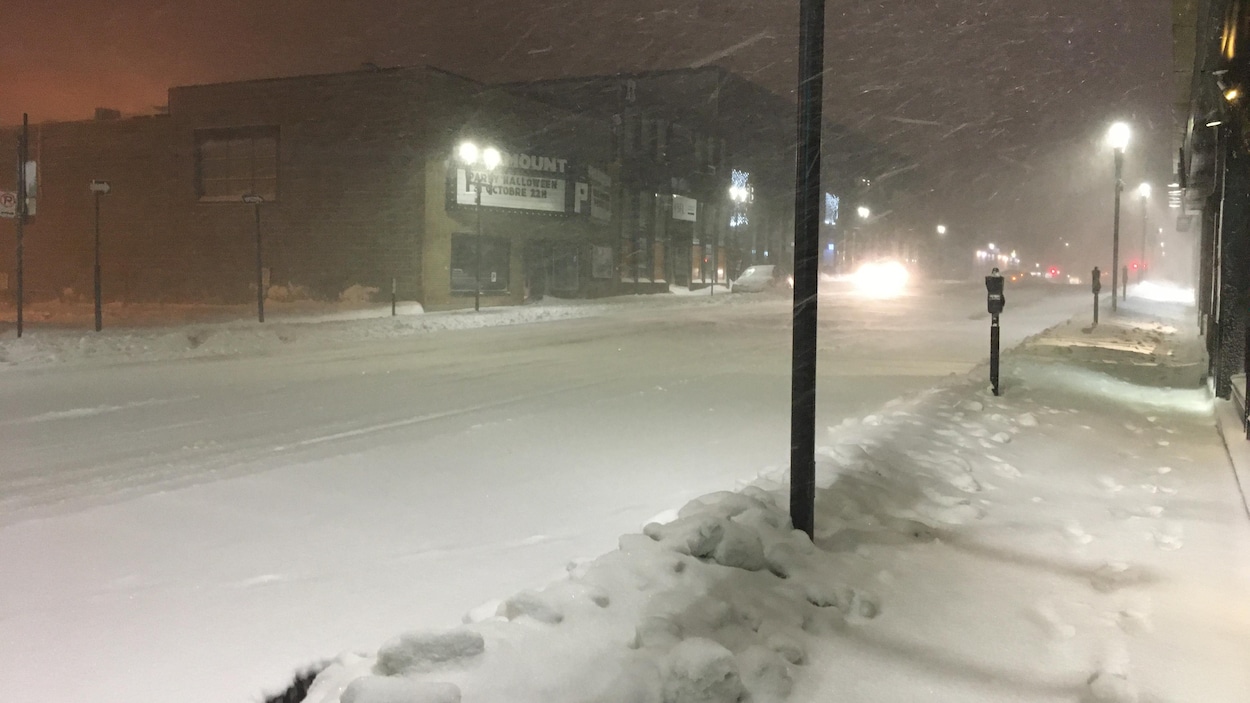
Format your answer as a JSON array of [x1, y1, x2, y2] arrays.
[[0, 191, 15, 218]]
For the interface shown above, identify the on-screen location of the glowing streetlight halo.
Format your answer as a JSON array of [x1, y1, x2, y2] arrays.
[[1107, 122, 1131, 152], [483, 147, 502, 171]]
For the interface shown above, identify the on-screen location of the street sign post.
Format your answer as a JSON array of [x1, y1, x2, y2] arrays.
[[91, 181, 111, 331], [0, 191, 15, 219], [243, 194, 265, 322]]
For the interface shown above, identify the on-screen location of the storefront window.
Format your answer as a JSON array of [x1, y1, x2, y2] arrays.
[[552, 244, 579, 292], [451, 234, 509, 293]]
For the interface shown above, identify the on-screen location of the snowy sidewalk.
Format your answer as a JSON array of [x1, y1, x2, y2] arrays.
[[296, 296, 1250, 703]]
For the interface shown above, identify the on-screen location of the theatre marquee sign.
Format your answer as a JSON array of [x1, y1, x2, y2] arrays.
[[454, 151, 569, 214]]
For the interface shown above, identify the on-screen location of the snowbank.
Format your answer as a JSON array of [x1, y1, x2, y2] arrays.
[[0, 294, 749, 369]]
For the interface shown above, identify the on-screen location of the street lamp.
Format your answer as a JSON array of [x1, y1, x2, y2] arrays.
[[1106, 122, 1130, 310], [1137, 182, 1151, 284], [457, 140, 501, 312], [936, 224, 947, 235], [849, 206, 871, 268]]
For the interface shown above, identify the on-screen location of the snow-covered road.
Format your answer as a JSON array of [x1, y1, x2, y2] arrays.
[[0, 282, 1085, 703]]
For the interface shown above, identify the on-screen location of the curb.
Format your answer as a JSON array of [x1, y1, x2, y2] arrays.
[[1214, 397, 1250, 520]]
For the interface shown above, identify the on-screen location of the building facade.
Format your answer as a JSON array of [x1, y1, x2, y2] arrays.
[[1174, 0, 1250, 410], [1, 64, 891, 312]]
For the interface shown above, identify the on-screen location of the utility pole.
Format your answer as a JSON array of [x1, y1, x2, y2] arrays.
[[1140, 194, 1148, 284], [1112, 147, 1123, 311], [789, 0, 825, 539], [15, 114, 27, 338], [474, 181, 483, 312]]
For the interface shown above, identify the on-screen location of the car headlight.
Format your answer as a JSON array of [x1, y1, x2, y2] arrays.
[[852, 261, 909, 298]]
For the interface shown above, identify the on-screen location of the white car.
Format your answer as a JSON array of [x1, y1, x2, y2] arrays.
[[730, 265, 793, 293]]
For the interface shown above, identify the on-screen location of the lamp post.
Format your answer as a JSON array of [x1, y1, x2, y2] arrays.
[[457, 141, 502, 312], [242, 194, 265, 322], [850, 206, 870, 266], [1137, 182, 1151, 284], [89, 180, 111, 331], [729, 184, 751, 296], [1107, 122, 1130, 311]]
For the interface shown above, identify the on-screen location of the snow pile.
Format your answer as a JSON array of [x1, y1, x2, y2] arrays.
[[1130, 281, 1195, 305], [339, 285, 380, 304], [668, 284, 731, 296], [297, 389, 1009, 703]]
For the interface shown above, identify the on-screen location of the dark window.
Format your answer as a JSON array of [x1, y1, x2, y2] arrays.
[[552, 244, 579, 292], [451, 234, 510, 293], [623, 115, 640, 156], [641, 118, 655, 159], [195, 127, 279, 202]]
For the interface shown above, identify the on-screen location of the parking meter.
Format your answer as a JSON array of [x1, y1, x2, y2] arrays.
[[985, 268, 1005, 314], [1091, 266, 1102, 325], [985, 268, 1004, 396]]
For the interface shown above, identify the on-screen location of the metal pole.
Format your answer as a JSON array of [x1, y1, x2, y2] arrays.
[[15, 114, 27, 338], [94, 191, 102, 332], [990, 314, 1001, 396], [1094, 292, 1099, 325], [789, 0, 825, 540], [1122, 265, 1128, 301], [255, 203, 264, 323], [474, 183, 482, 312], [391, 277, 397, 316], [1140, 195, 1147, 284], [1112, 149, 1122, 312]]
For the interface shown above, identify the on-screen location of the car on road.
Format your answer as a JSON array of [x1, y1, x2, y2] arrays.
[[730, 265, 793, 293]]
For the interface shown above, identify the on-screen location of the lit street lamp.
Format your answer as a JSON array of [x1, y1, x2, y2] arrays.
[[1137, 182, 1150, 284], [936, 224, 947, 235], [857, 205, 871, 219], [1107, 122, 1130, 310], [458, 141, 502, 312]]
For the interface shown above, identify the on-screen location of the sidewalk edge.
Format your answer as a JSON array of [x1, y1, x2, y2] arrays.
[[1214, 397, 1250, 520]]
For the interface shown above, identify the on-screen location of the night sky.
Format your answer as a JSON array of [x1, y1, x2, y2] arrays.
[[4, 0, 1173, 263]]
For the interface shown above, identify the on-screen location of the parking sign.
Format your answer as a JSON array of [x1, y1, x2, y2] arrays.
[[0, 191, 16, 218]]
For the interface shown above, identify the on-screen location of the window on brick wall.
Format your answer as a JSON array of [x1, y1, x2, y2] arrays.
[[195, 127, 279, 202]]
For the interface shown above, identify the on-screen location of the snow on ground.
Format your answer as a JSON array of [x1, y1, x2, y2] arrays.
[[1, 290, 1229, 703], [0, 280, 1095, 703], [297, 288, 1250, 703], [0, 293, 745, 368]]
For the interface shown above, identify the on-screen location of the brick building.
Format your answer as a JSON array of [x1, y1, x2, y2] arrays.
[[0, 64, 892, 311]]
